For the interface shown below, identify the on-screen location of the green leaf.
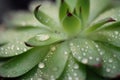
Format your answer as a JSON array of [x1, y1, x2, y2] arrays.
[[94, 43, 120, 78], [0, 46, 49, 77], [87, 22, 120, 47], [35, 42, 70, 80], [65, 0, 77, 12], [30, 1, 59, 20], [95, 7, 120, 22], [26, 32, 67, 47], [62, 13, 81, 36], [85, 18, 116, 33], [0, 28, 49, 57], [34, 5, 60, 30], [77, 0, 90, 26], [89, 0, 110, 23], [4, 12, 42, 28], [59, 0, 68, 22], [18, 66, 38, 80], [69, 38, 101, 66], [58, 55, 86, 80]]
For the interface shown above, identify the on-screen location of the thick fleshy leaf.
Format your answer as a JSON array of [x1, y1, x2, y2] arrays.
[[59, 0, 68, 22], [69, 38, 101, 66], [62, 13, 81, 36], [58, 55, 86, 80], [65, 0, 77, 12], [87, 22, 120, 47], [18, 66, 38, 80], [0, 28, 49, 57], [29, 1, 59, 21], [89, 0, 110, 23], [34, 5, 60, 31], [4, 12, 42, 28], [94, 43, 120, 78], [26, 32, 67, 47], [85, 18, 116, 33], [95, 7, 120, 22], [76, 0, 89, 26], [0, 46, 49, 77], [33, 42, 70, 80]]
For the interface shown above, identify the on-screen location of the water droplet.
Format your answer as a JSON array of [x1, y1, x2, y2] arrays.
[[36, 34, 50, 41], [73, 73, 77, 76], [75, 77, 79, 80], [50, 75, 55, 80], [83, 53, 86, 56], [78, 56, 81, 60], [89, 56, 93, 60], [108, 59, 113, 63], [5, 52, 8, 54], [73, 64, 79, 69], [114, 31, 119, 35], [70, 43, 73, 46], [38, 62, 45, 69], [17, 47, 20, 50], [99, 52, 103, 55], [81, 48, 84, 51], [96, 58, 100, 61], [23, 48, 27, 52], [64, 51, 68, 55], [113, 66, 116, 69], [106, 68, 111, 72], [30, 78, 33, 80], [81, 58, 88, 64], [51, 46, 56, 51], [68, 76, 72, 80]]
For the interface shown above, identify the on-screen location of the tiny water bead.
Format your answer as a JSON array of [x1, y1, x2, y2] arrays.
[[35, 34, 50, 41], [106, 68, 111, 72], [73, 64, 79, 69], [51, 46, 56, 52], [38, 62, 45, 69]]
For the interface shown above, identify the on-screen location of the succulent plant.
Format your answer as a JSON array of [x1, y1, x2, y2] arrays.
[[1, 0, 120, 80]]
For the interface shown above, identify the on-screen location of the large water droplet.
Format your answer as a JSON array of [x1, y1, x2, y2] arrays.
[[36, 34, 50, 41], [81, 58, 88, 64], [38, 62, 45, 69]]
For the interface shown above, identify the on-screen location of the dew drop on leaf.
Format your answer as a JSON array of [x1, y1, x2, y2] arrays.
[[38, 62, 45, 69], [81, 58, 88, 64], [35, 34, 50, 41], [51, 46, 56, 52], [73, 64, 79, 69], [106, 68, 111, 72], [38, 78, 43, 80]]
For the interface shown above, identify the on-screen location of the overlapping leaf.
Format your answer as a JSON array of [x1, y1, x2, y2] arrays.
[[4, 12, 42, 28], [0, 46, 49, 77], [26, 31, 67, 47], [58, 55, 86, 80], [69, 38, 101, 66], [94, 42, 120, 78], [0, 27, 50, 57]]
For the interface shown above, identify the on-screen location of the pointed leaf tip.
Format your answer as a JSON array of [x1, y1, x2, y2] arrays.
[[107, 18, 116, 22], [67, 12, 72, 17]]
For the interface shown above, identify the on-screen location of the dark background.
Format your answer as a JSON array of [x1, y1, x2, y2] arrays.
[[0, 0, 55, 24]]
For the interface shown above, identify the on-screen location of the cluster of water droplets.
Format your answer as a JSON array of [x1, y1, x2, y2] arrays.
[[70, 40, 102, 65]]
